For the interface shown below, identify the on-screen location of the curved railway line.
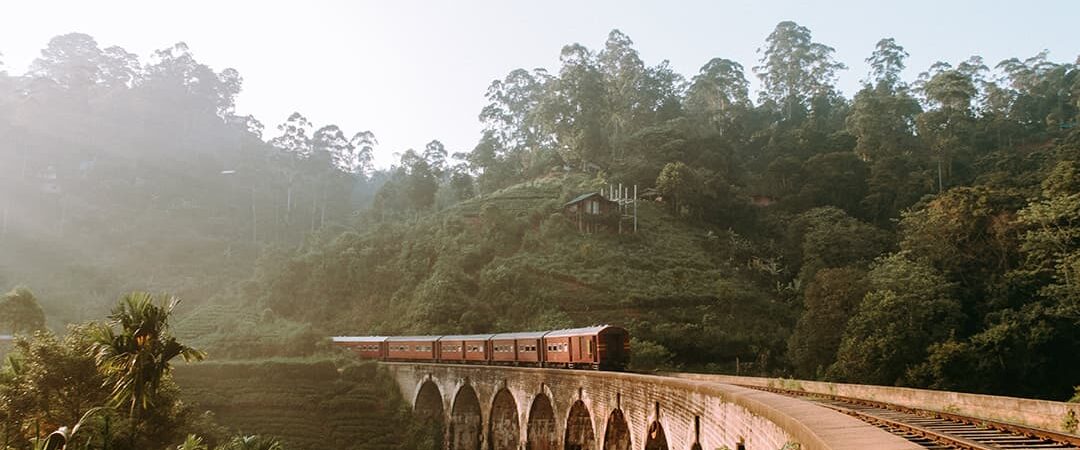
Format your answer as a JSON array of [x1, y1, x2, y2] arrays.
[[743, 385, 1080, 450]]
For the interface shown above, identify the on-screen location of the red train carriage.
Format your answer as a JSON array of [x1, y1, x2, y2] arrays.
[[331, 336, 387, 359], [438, 334, 495, 363], [543, 326, 629, 370], [386, 335, 440, 362], [490, 331, 547, 365], [592, 325, 630, 371]]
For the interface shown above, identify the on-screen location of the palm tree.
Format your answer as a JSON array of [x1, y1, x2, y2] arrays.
[[215, 435, 284, 450], [175, 434, 209, 450], [89, 292, 205, 431]]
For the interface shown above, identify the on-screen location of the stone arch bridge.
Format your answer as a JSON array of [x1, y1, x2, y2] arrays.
[[384, 363, 921, 450]]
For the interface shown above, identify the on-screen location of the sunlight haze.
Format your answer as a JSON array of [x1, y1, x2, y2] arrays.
[[2, 0, 1077, 167]]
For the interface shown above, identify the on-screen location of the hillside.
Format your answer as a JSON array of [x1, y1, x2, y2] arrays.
[[185, 173, 794, 372], [173, 359, 436, 450]]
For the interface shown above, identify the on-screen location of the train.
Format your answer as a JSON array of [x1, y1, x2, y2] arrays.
[[331, 325, 630, 371]]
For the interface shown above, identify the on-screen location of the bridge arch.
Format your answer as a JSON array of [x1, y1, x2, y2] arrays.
[[415, 379, 445, 419], [527, 393, 559, 450], [451, 383, 483, 450], [488, 388, 520, 450], [644, 421, 668, 450], [564, 400, 595, 450], [601, 409, 630, 450]]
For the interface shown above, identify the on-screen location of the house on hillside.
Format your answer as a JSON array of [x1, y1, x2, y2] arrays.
[[563, 192, 617, 233]]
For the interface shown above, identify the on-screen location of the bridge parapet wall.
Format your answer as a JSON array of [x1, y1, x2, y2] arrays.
[[668, 373, 1080, 435], [383, 363, 919, 450]]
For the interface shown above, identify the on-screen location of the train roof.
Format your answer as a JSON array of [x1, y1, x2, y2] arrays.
[[544, 325, 623, 338], [331, 336, 387, 343], [386, 335, 442, 342], [439, 334, 497, 341], [490, 330, 549, 340]]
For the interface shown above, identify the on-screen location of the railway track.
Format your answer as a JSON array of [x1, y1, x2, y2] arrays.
[[745, 385, 1080, 450]]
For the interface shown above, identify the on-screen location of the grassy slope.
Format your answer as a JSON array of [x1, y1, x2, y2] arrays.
[[173, 359, 422, 450]]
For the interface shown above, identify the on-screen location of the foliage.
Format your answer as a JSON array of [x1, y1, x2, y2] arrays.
[[627, 338, 674, 371], [0, 287, 46, 334], [0, 329, 108, 449], [215, 435, 282, 450], [89, 292, 205, 424], [788, 267, 868, 379], [828, 253, 962, 385]]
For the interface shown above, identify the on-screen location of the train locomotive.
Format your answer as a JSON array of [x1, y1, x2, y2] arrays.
[[331, 325, 630, 371]]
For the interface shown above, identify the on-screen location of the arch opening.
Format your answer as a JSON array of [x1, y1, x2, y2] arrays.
[[488, 389, 520, 450], [527, 394, 558, 450], [644, 421, 668, 450], [564, 400, 595, 450], [601, 409, 630, 450], [414, 381, 446, 449], [415, 380, 445, 417], [451, 384, 483, 450]]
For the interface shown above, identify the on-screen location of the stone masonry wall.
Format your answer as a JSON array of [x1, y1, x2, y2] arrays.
[[668, 373, 1080, 436], [383, 363, 920, 450]]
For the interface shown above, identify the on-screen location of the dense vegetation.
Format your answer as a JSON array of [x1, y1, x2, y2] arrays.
[[2, 20, 1079, 411], [0, 289, 426, 450], [236, 23, 1080, 399]]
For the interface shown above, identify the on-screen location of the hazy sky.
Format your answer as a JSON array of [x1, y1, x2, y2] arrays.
[[2, 0, 1077, 167]]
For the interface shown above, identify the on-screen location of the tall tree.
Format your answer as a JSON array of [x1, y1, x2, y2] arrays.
[[422, 140, 448, 179], [399, 149, 439, 211], [754, 21, 847, 120], [350, 130, 377, 176], [685, 58, 751, 135], [0, 286, 46, 334], [541, 44, 609, 169], [847, 38, 921, 161], [89, 292, 205, 429], [30, 33, 105, 91], [917, 63, 978, 191], [312, 125, 356, 172], [598, 29, 648, 142], [479, 68, 555, 177]]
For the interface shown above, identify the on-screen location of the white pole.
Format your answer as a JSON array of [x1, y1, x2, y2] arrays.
[[633, 184, 638, 232]]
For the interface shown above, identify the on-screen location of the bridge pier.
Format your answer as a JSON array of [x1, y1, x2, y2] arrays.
[[384, 363, 921, 450]]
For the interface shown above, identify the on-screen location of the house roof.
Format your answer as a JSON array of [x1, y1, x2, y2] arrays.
[[331, 336, 387, 343], [564, 192, 604, 207]]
